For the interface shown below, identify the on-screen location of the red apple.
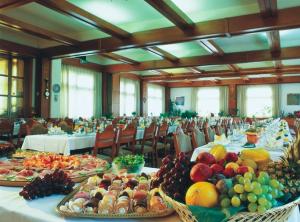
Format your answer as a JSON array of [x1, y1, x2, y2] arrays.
[[225, 152, 238, 163], [210, 164, 224, 174], [196, 152, 216, 165], [223, 167, 235, 178], [236, 166, 249, 175], [190, 163, 213, 182], [217, 158, 226, 167]]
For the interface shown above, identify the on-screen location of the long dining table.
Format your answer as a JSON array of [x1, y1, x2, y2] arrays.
[[21, 125, 178, 155]]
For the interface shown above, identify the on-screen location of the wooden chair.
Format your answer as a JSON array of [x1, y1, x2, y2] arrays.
[[117, 125, 137, 155], [93, 127, 118, 160], [16, 123, 28, 148], [154, 122, 170, 166], [27, 123, 48, 135], [173, 131, 193, 156], [134, 123, 156, 166], [203, 122, 216, 143], [0, 119, 14, 143], [191, 128, 206, 149], [58, 121, 73, 134]]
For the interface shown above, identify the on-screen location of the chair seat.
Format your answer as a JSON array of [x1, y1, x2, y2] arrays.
[[134, 144, 153, 154], [156, 142, 170, 150]]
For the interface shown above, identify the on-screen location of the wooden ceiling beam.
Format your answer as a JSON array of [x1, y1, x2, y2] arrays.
[[145, 0, 194, 31], [41, 6, 300, 58], [101, 52, 140, 65], [144, 46, 179, 62], [166, 76, 300, 87], [0, 14, 79, 45], [258, 0, 277, 17], [228, 64, 240, 72], [189, 67, 203, 73], [101, 46, 300, 73], [0, 0, 34, 11], [0, 39, 39, 57], [35, 0, 130, 40], [142, 65, 300, 81]]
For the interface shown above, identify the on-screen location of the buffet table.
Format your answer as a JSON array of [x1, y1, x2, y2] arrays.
[[0, 167, 180, 222]]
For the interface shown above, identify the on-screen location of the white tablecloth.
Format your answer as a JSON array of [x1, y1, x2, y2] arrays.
[[21, 134, 96, 155], [0, 167, 180, 222]]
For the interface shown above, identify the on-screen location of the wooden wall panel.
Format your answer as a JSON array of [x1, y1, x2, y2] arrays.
[[142, 81, 148, 117], [23, 58, 33, 117], [102, 72, 112, 116], [165, 86, 170, 113]]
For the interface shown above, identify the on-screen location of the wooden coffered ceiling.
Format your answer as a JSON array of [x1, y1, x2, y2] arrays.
[[1, 0, 300, 85]]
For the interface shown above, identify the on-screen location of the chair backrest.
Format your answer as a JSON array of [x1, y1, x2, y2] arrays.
[[94, 128, 116, 148], [0, 119, 13, 134], [105, 124, 114, 131], [191, 128, 206, 149], [28, 123, 48, 135], [143, 123, 156, 141], [203, 122, 215, 143], [58, 121, 73, 134], [156, 122, 169, 138], [118, 126, 136, 145], [26, 119, 38, 128], [173, 132, 193, 155]]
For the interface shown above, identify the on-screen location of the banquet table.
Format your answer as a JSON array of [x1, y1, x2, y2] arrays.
[[0, 167, 299, 222], [21, 133, 96, 155], [21, 125, 178, 155], [191, 119, 293, 162]]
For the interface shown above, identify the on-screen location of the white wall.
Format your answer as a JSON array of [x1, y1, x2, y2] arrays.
[[50, 59, 62, 118], [170, 87, 193, 111], [171, 83, 300, 114], [280, 83, 300, 114]]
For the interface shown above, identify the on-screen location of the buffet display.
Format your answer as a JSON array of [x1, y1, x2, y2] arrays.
[[57, 172, 174, 218], [0, 154, 109, 186]]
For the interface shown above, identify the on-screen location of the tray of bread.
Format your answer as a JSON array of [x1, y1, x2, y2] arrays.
[[57, 172, 174, 219]]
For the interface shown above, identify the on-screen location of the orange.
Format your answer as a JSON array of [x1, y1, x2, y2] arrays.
[[185, 182, 218, 207], [225, 162, 239, 172]]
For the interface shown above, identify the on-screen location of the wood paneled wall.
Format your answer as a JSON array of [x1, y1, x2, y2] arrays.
[[111, 74, 120, 116]]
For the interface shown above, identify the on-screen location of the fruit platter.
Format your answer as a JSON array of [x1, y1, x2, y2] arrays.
[[0, 154, 110, 186], [57, 172, 174, 219], [12, 149, 54, 159], [150, 145, 300, 222]]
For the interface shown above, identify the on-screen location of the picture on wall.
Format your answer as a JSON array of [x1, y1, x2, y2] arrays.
[[175, 96, 185, 106], [287, 93, 300, 105]]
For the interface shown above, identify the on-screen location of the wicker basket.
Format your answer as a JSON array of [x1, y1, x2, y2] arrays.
[[159, 187, 300, 222]]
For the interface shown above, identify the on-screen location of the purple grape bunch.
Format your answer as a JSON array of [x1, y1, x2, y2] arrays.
[[19, 169, 75, 200]]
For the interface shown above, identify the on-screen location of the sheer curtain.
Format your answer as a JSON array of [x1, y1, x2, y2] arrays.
[[238, 85, 276, 118], [194, 86, 227, 116], [119, 77, 139, 116], [147, 83, 165, 116], [60, 64, 102, 118]]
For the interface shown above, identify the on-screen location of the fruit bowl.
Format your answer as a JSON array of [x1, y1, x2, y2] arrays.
[[112, 155, 145, 174], [159, 187, 300, 222], [159, 186, 300, 222]]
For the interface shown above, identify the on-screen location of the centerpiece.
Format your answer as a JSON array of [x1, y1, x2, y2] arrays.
[[245, 127, 259, 145]]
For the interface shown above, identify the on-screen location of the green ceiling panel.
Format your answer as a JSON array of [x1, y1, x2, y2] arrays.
[[3, 3, 109, 40], [282, 59, 300, 66], [171, 0, 259, 23], [69, 0, 174, 33], [161, 68, 190, 74], [87, 55, 122, 65], [197, 65, 230, 71], [280, 28, 300, 48], [237, 61, 274, 69], [114, 48, 162, 62], [278, 0, 300, 9], [157, 41, 210, 58], [214, 32, 269, 53]]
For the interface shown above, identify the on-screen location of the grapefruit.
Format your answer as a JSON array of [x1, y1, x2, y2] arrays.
[[185, 182, 218, 207]]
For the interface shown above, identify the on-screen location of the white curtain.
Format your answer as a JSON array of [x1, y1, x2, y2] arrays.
[[194, 86, 225, 116], [239, 85, 274, 118], [120, 77, 139, 116], [147, 83, 165, 116], [60, 64, 102, 118]]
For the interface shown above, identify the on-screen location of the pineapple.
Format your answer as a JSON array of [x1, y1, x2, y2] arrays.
[[264, 143, 300, 202]]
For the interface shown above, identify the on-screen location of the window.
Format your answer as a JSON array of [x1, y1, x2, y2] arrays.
[[0, 57, 24, 117], [246, 85, 273, 117], [120, 78, 137, 116], [196, 87, 220, 116], [61, 64, 99, 118], [147, 84, 164, 116]]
